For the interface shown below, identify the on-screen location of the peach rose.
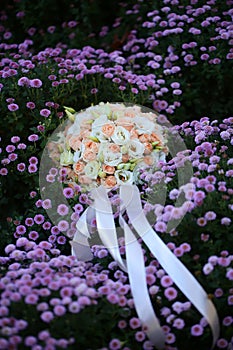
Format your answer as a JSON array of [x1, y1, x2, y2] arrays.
[[130, 129, 139, 139], [84, 140, 99, 153], [102, 123, 115, 137], [139, 134, 151, 143], [78, 175, 93, 184], [104, 175, 117, 188], [122, 154, 129, 163], [151, 132, 163, 145], [144, 142, 153, 154], [73, 161, 85, 173], [108, 144, 120, 153], [69, 136, 82, 151], [102, 164, 115, 174], [117, 118, 134, 131], [82, 150, 97, 162], [79, 130, 90, 140], [124, 111, 136, 118], [143, 156, 154, 165]]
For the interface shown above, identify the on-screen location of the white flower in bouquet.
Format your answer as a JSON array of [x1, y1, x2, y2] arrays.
[[60, 150, 73, 166], [134, 116, 155, 134], [115, 169, 134, 185], [127, 139, 145, 158], [111, 126, 130, 145], [84, 160, 100, 179]]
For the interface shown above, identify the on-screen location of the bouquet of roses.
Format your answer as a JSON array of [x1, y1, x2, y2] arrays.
[[57, 102, 168, 190]]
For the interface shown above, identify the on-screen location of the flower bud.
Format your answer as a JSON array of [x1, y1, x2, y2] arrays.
[[63, 106, 76, 113], [64, 109, 75, 122]]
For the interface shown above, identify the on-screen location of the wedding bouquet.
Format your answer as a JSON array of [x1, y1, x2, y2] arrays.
[[57, 102, 168, 190]]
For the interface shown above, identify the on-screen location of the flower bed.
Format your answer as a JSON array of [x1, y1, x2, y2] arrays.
[[1, 116, 233, 349]]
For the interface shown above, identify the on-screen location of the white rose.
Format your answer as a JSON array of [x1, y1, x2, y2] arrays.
[[111, 126, 130, 145], [91, 102, 112, 117], [127, 139, 145, 158], [91, 115, 109, 141], [60, 150, 73, 166], [84, 160, 100, 179], [134, 116, 154, 135], [98, 143, 122, 167], [103, 151, 122, 167], [67, 111, 90, 136], [92, 114, 108, 129], [115, 169, 134, 185]]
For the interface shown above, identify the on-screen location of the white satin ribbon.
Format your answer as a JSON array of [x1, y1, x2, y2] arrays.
[[120, 185, 220, 349], [119, 210, 165, 348], [71, 185, 220, 349]]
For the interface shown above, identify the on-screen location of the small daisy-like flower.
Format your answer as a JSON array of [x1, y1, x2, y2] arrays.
[[109, 338, 121, 350], [40, 109, 51, 117], [29, 156, 38, 164], [129, 317, 141, 329], [16, 225, 26, 235], [40, 311, 54, 322], [34, 214, 45, 224], [26, 101, 36, 109], [25, 217, 34, 226], [57, 204, 69, 216], [63, 187, 74, 198], [161, 275, 173, 287], [17, 163, 26, 172], [203, 262, 214, 275], [164, 287, 178, 301], [8, 103, 19, 111], [29, 78, 43, 88], [0, 168, 8, 175], [196, 217, 207, 227], [42, 199, 52, 209], [91, 88, 98, 94], [28, 164, 37, 173], [191, 324, 204, 336], [221, 217, 231, 226], [28, 231, 39, 240], [11, 136, 20, 143], [28, 134, 39, 142]]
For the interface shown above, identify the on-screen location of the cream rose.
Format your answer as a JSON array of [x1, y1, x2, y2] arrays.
[[98, 143, 122, 167], [127, 139, 145, 158], [115, 169, 134, 185], [104, 151, 122, 167], [134, 116, 155, 135], [60, 150, 73, 166], [67, 111, 91, 136], [84, 160, 100, 179], [91, 115, 110, 141], [111, 126, 130, 145]]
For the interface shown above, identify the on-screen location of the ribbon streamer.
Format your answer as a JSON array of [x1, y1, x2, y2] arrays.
[[71, 185, 220, 349]]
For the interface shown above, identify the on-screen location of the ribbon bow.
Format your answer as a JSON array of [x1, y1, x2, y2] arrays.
[[71, 184, 219, 350]]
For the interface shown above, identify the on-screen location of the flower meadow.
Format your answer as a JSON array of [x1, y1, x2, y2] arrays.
[[0, 0, 233, 349]]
